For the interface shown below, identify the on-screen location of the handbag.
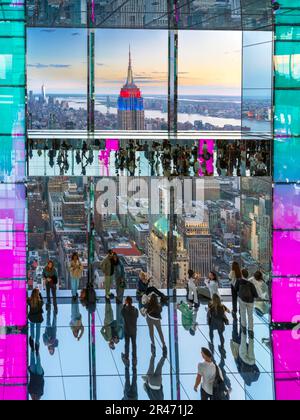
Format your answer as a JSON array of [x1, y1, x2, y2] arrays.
[[212, 364, 229, 401]]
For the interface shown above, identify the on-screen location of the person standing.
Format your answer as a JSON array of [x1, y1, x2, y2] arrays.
[[121, 297, 139, 367], [236, 269, 259, 337], [43, 260, 58, 312], [145, 294, 167, 358], [207, 294, 230, 350], [194, 348, 224, 401], [28, 288, 44, 355], [250, 270, 270, 315], [229, 262, 242, 316], [100, 250, 115, 301], [187, 269, 199, 308], [205, 272, 220, 299], [69, 252, 84, 301], [113, 253, 126, 305]]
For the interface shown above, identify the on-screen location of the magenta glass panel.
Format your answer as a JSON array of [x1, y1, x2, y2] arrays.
[[273, 231, 300, 276], [0, 232, 26, 278], [272, 278, 300, 323], [0, 335, 27, 386], [0, 386, 27, 401], [0, 281, 26, 327], [273, 331, 300, 400], [199, 140, 214, 176], [274, 184, 300, 230], [0, 184, 26, 231]]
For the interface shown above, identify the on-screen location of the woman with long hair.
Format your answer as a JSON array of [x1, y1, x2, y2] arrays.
[[28, 288, 44, 354], [69, 252, 83, 301], [205, 271, 220, 299], [207, 294, 230, 350], [229, 261, 242, 315], [146, 294, 167, 358]]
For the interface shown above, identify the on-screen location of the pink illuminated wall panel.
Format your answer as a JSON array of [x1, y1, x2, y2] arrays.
[[0, 281, 27, 327], [272, 278, 300, 323], [199, 140, 214, 176], [274, 184, 300, 230], [0, 335, 27, 385], [273, 231, 300, 277], [273, 331, 300, 400]]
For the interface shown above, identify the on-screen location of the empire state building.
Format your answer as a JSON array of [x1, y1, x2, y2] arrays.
[[118, 48, 145, 130]]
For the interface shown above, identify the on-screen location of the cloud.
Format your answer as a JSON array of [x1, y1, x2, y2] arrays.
[[40, 29, 56, 33], [72, 33, 80, 36], [96, 63, 105, 67], [28, 63, 72, 69]]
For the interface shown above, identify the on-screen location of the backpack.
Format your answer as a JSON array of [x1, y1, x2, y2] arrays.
[[212, 364, 229, 401], [239, 281, 254, 303]]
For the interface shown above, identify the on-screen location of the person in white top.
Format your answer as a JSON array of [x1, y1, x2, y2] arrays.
[[250, 271, 270, 315], [194, 347, 224, 401], [205, 272, 220, 299], [187, 269, 200, 308]]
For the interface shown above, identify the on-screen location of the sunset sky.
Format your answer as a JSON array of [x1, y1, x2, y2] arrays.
[[27, 28, 272, 97]]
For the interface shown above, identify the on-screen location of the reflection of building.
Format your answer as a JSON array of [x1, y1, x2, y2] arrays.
[[62, 184, 86, 229], [118, 48, 145, 130], [148, 217, 189, 288], [178, 215, 213, 278]]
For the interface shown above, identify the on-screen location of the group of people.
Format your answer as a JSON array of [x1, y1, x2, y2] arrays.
[[216, 141, 270, 177], [114, 140, 200, 177]]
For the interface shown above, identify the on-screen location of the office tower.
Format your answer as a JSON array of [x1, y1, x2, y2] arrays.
[[41, 84, 46, 102], [118, 47, 145, 130], [148, 217, 189, 288], [178, 214, 213, 278], [62, 184, 86, 229]]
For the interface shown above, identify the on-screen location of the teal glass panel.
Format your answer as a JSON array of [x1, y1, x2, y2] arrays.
[[0, 87, 25, 135], [274, 90, 300, 137], [0, 21, 24, 37], [278, 0, 300, 7], [0, 1, 25, 20], [0, 37, 25, 86], [275, 9, 300, 26], [275, 42, 300, 88], [274, 138, 300, 182], [276, 26, 300, 41]]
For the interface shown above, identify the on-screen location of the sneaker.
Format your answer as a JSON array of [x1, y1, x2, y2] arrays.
[[121, 353, 130, 366]]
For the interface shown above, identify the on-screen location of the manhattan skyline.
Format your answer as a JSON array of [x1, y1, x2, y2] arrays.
[[27, 28, 272, 97]]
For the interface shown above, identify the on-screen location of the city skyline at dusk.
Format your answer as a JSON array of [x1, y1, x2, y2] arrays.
[[27, 28, 272, 97]]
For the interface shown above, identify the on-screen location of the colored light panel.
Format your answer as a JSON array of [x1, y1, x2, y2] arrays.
[[272, 278, 300, 323], [0, 281, 26, 327], [274, 184, 300, 230], [274, 138, 300, 182], [0, 334, 27, 386], [199, 140, 214, 176], [273, 330, 300, 401], [273, 231, 300, 277]]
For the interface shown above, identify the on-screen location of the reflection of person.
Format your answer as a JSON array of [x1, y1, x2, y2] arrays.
[[250, 271, 270, 316], [101, 300, 123, 350], [43, 307, 59, 355], [28, 288, 44, 355], [28, 347, 45, 401], [145, 294, 167, 358], [100, 250, 115, 301], [187, 270, 199, 308], [43, 260, 58, 312], [123, 367, 138, 401], [177, 301, 199, 336], [121, 297, 139, 367], [137, 271, 168, 304], [143, 355, 166, 401], [70, 300, 84, 341], [113, 253, 126, 305], [69, 253, 83, 301]]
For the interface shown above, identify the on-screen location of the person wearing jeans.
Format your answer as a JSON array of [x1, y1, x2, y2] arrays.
[[121, 297, 139, 366], [43, 260, 58, 312], [229, 262, 242, 315], [236, 269, 259, 337], [145, 294, 167, 358], [69, 252, 84, 300], [100, 250, 115, 300], [28, 288, 44, 355]]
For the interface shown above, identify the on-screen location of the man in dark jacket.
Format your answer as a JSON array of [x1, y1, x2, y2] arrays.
[[236, 269, 259, 336], [121, 297, 139, 366]]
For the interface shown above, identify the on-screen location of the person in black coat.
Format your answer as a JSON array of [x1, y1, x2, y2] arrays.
[[28, 288, 44, 354], [121, 297, 139, 366]]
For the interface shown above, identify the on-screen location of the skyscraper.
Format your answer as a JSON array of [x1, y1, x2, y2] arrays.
[[41, 84, 46, 103], [118, 47, 145, 130]]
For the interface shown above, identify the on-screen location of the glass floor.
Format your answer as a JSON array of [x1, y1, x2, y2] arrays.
[[26, 294, 274, 401]]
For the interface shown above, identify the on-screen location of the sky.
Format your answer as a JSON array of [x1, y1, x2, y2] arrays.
[[27, 28, 272, 97]]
